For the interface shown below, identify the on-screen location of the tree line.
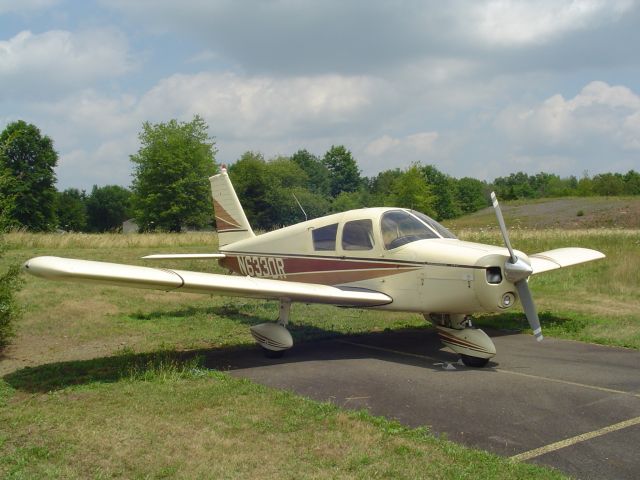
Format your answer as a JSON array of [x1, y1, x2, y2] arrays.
[[1, 117, 639, 233]]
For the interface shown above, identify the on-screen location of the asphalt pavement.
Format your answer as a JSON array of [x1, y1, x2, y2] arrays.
[[204, 328, 640, 479]]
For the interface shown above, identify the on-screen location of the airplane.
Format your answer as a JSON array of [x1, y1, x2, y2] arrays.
[[23, 167, 605, 367]]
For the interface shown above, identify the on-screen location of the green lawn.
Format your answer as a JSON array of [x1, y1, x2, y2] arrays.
[[3, 223, 638, 479]]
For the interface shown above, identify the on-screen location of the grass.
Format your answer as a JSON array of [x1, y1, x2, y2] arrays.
[[0, 353, 563, 479], [2, 218, 638, 479]]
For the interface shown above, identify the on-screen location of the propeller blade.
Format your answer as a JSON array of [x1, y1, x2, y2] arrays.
[[490, 192, 517, 263], [515, 280, 544, 341], [491, 192, 543, 341]]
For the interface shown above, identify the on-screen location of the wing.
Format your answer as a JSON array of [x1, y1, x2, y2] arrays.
[[142, 253, 226, 259], [23, 256, 392, 307], [529, 248, 605, 275]]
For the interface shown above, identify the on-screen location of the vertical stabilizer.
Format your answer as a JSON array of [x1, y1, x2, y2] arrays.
[[210, 167, 255, 246]]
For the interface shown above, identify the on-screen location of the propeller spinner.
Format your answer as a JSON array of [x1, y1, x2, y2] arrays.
[[490, 192, 543, 342]]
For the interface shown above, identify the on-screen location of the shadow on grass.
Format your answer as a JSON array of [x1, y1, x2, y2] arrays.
[[129, 304, 273, 327], [474, 311, 589, 336], [7, 305, 573, 394], [3, 324, 503, 394]]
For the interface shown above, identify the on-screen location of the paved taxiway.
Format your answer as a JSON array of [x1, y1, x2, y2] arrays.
[[205, 328, 640, 479]]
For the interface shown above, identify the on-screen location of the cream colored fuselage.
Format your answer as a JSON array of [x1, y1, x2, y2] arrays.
[[219, 207, 521, 316]]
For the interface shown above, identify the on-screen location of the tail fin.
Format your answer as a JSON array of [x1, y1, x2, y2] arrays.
[[210, 166, 255, 246]]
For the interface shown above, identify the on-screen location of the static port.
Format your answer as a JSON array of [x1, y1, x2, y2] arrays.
[[486, 267, 502, 284]]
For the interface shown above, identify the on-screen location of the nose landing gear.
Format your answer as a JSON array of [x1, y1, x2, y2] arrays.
[[427, 314, 496, 368]]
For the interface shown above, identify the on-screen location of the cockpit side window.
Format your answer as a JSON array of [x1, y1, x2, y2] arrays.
[[342, 219, 374, 250], [381, 210, 438, 249], [312, 223, 338, 251]]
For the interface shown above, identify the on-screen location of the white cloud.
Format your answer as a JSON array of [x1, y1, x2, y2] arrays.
[[495, 81, 640, 150], [0, 29, 134, 99], [137, 72, 383, 138], [473, 0, 634, 46], [362, 131, 440, 173]]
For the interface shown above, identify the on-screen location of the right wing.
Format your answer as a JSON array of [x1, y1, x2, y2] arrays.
[[23, 256, 392, 307], [529, 248, 605, 275]]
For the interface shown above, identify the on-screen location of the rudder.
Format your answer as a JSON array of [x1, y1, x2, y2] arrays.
[[210, 166, 255, 246]]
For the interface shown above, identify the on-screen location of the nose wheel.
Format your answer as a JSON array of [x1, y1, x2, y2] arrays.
[[460, 354, 490, 368]]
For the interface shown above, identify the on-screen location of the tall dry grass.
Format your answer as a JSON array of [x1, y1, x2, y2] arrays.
[[3, 231, 219, 250]]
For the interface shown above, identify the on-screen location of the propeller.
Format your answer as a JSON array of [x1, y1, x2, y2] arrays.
[[490, 192, 543, 341]]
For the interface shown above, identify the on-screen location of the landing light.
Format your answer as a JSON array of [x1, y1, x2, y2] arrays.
[[501, 292, 515, 308]]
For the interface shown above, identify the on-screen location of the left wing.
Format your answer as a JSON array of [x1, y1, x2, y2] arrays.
[[142, 253, 226, 260], [530, 248, 605, 275], [23, 256, 392, 307]]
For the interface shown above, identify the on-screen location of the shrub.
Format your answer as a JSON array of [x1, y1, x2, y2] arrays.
[[0, 240, 23, 351]]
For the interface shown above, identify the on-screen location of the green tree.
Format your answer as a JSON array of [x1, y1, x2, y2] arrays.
[[592, 173, 625, 196], [322, 145, 362, 197], [0, 239, 22, 351], [131, 116, 217, 232], [370, 168, 403, 205], [86, 185, 132, 232], [57, 188, 87, 232], [456, 177, 488, 214], [421, 165, 461, 220], [389, 165, 436, 216], [0, 120, 58, 231], [228, 152, 271, 229], [291, 149, 331, 195], [623, 170, 640, 195]]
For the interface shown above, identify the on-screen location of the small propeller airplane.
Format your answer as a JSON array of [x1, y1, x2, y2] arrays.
[[24, 167, 605, 367]]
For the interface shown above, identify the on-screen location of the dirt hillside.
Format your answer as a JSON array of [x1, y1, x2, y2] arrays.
[[445, 196, 640, 230]]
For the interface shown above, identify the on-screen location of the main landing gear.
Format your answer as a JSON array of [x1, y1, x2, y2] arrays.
[[250, 299, 294, 358], [427, 314, 496, 368]]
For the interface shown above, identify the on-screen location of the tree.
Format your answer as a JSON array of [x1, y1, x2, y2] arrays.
[[131, 116, 217, 232], [0, 120, 58, 231], [86, 185, 131, 232], [322, 145, 362, 197], [228, 152, 271, 229], [456, 177, 488, 214], [0, 239, 22, 351], [56, 188, 87, 232], [291, 149, 331, 196], [421, 165, 461, 220], [370, 168, 403, 205], [592, 173, 625, 196], [389, 165, 436, 216], [623, 170, 640, 195]]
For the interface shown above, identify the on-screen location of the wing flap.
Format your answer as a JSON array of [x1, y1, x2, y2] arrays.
[[24, 256, 391, 307], [530, 248, 605, 275]]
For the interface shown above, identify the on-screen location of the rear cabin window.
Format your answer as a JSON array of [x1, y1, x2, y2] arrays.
[[342, 219, 374, 250], [312, 223, 338, 251]]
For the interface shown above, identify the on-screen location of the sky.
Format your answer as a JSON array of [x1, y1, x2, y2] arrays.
[[1, 0, 639, 190]]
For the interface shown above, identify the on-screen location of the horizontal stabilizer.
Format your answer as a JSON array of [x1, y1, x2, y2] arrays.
[[142, 253, 226, 260], [530, 248, 605, 275], [23, 256, 392, 307]]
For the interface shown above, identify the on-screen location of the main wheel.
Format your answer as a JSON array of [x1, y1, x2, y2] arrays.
[[460, 354, 489, 368], [262, 347, 285, 359]]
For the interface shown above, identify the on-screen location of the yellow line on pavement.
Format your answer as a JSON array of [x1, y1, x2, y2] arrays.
[[511, 416, 640, 461], [495, 368, 640, 398]]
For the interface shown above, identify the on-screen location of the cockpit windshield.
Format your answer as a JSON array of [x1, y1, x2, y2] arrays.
[[381, 210, 457, 249], [409, 210, 457, 239]]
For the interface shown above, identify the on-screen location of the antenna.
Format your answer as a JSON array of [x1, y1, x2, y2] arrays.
[[292, 193, 308, 221]]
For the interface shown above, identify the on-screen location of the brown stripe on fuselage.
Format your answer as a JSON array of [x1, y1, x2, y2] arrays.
[[219, 254, 420, 286], [213, 199, 242, 231]]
